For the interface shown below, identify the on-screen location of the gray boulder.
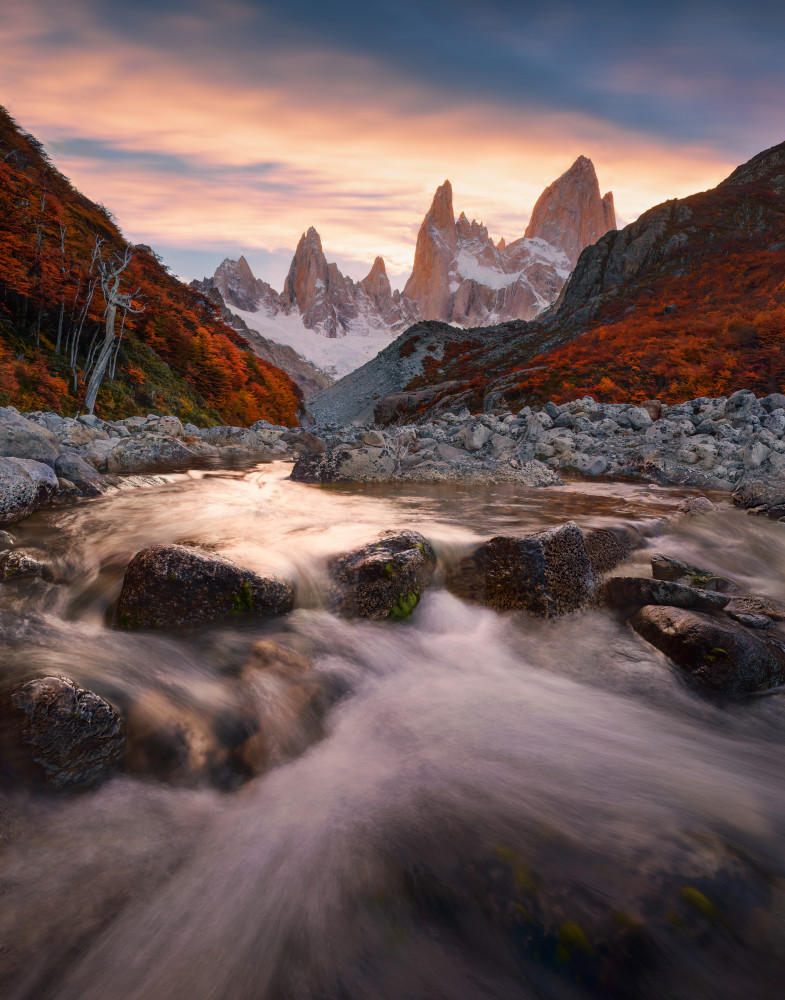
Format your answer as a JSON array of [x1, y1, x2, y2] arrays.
[[0, 457, 59, 526], [0, 407, 60, 467], [106, 435, 199, 473], [630, 605, 785, 696], [54, 452, 106, 493], [291, 445, 396, 483]]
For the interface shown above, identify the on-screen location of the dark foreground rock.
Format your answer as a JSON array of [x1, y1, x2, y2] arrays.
[[601, 577, 730, 613], [630, 605, 785, 696], [0, 676, 125, 789], [117, 544, 294, 629], [447, 521, 595, 616], [328, 530, 437, 619]]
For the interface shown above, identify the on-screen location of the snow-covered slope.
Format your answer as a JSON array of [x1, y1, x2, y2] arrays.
[[232, 307, 398, 379]]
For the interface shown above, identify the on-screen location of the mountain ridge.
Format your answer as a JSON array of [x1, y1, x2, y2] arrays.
[[307, 139, 785, 424]]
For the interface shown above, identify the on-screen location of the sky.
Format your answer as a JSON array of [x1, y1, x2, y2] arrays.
[[1, 0, 784, 290]]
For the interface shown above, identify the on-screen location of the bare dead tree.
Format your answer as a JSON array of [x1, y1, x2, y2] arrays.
[[84, 241, 144, 414], [55, 224, 67, 354]]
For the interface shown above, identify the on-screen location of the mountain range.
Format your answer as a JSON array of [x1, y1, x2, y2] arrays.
[[197, 156, 616, 382], [307, 139, 785, 424], [1, 100, 782, 430]]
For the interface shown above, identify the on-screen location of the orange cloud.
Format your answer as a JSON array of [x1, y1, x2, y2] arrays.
[[0, 0, 737, 288]]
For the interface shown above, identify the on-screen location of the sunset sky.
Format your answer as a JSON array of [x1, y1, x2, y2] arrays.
[[2, 0, 783, 290]]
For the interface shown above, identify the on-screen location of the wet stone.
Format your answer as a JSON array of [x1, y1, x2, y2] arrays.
[[117, 543, 294, 629], [601, 577, 730, 613], [328, 530, 437, 620], [447, 521, 595, 616], [0, 549, 46, 581], [0, 676, 126, 790], [582, 527, 632, 575], [630, 605, 785, 696]]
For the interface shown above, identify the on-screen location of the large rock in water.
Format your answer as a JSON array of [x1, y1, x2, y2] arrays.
[[0, 676, 125, 789], [328, 531, 437, 619], [582, 527, 632, 575], [447, 521, 595, 615], [630, 605, 785, 696], [0, 456, 59, 525], [117, 544, 294, 628]]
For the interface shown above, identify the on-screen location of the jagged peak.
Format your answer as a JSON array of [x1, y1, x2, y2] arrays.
[[567, 154, 596, 175], [295, 226, 325, 257], [427, 180, 454, 233], [365, 255, 387, 279], [602, 191, 616, 230], [497, 237, 506, 250], [235, 254, 256, 279]]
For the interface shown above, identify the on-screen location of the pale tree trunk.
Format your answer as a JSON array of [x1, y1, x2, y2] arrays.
[[85, 300, 117, 414], [84, 240, 143, 415]]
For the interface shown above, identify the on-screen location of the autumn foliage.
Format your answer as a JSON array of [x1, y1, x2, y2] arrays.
[[0, 106, 301, 425], [400, 143, 785, 412]]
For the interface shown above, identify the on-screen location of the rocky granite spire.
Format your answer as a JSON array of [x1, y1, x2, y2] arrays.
[[524, 156, 616, 265], [402, 179, 574, 325], [213, 255, 282, 315], [403, 181, 457, 320], [602, 191, 616, 232]]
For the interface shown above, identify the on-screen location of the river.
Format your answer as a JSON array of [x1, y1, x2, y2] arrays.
[[2, 461, 785, 999]]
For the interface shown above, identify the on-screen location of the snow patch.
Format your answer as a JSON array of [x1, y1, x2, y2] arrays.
[[234, 307, 396, 379]]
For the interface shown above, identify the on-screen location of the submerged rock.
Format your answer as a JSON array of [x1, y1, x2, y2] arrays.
[[677, 495, 716, 515], [447, 521, 595, 616], [650, 554, 740, 593], [0, 549, 47, 581], [117, 544, 294, 629], [328, 530, 437, 619], [630, 605, 785, 696], [0, 676, 125, 789]]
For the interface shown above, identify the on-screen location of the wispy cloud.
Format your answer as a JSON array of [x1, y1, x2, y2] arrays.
[[2, 0, 770, 287]]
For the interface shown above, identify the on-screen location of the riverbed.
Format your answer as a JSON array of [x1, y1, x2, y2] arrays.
[[2, 461, 785, 999]]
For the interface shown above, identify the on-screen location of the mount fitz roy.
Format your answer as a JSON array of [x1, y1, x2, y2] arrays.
[[196, 156, 616, 386]]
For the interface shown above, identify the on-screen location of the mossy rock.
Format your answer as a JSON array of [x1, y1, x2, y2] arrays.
[[328, 530, 436, 620], [117, 544, 294, 629]]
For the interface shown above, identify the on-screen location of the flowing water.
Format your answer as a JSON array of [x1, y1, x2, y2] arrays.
[[2, 461, 785, 999]]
